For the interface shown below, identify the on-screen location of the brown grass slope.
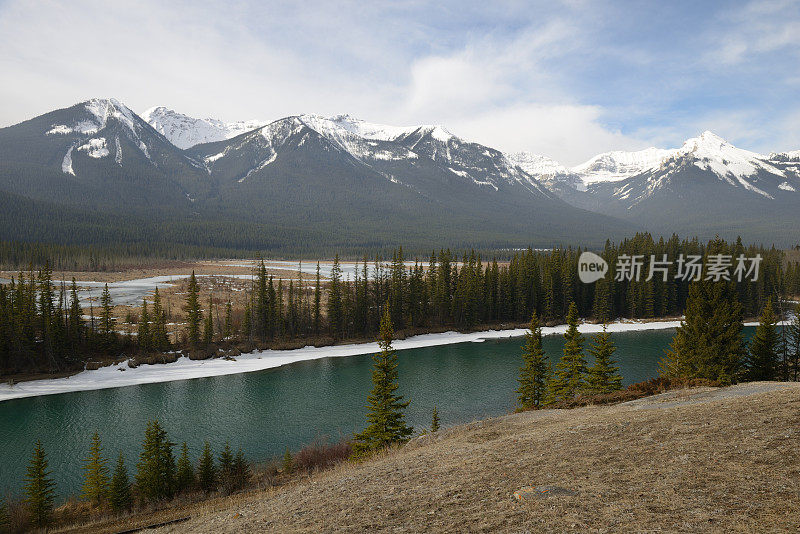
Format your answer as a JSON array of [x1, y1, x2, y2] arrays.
[[145, 383, 800, 532]]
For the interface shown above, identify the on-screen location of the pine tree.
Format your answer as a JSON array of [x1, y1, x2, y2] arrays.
[[137, 299, 151, 353], [109, 452, 132, 513], [431, 406, 440, 432], [24, 440, 55, 529], [352, 307, 413, 457], [67, 278, 83, 351], [197, 442, 216, 493], [150, 287, 169, 350], [546, 302, 587, 403], [328, 256, 343, 339], [313, 263, 321, 335], [203, 294, 214, 345], [744, 298, 780, 381], [660, 280, 745, 384], [100, 283, 115, 348], [282, 448, 293, 475], [218, 441, 234, 493], [586, 326, 623, 394], [184, 272, 202, 346], [82, 431, 109, 506], [232, 448, 250, 490], [176, 442, 195, 493], [516, 311, 550, 410], [135, 420, 175, 503]]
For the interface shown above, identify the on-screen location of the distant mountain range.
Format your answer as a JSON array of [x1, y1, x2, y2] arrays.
[[0, 98, 797, 253]]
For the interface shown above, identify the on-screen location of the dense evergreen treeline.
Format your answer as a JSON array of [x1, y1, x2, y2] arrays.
[[0, 240, 247, 272], [237, 234, 786, 347], [0, 233, 793, 376], [0, 267, 142, 374]]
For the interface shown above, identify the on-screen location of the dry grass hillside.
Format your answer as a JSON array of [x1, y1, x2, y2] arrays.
[[69, 382, 800, 533]]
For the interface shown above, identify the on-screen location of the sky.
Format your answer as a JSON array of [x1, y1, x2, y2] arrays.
[[0, 0, 798, 165]]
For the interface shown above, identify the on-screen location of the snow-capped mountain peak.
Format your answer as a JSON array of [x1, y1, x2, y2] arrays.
[[508, 152, 569, 177], [142, 106, 267, 149], [571, 146, 674, 184], [672, 130, 785, 184]]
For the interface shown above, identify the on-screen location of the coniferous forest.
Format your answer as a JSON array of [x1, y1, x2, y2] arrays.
[[0, 233, 797, 377]]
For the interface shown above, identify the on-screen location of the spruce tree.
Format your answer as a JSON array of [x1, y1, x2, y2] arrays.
[[744, 298, 780, 381], [150, 287, 169, 350], [232, 448, 250, 490], [137, 299, 151, 353], [197, 442, 216, 493], [109, 452, 132, 513], [586, 326, 623, 394], [100, 283, 115, 349], [184, 272, 202, 346], [328, 256, 343, 339], [431, 406, 440, 432], [218, 441, 234, 493], [661, 280, 745, 384], [135, 420, 175, 503], [352, 307, 413, 457], [516, 311, 550, 410], [82, 431, 109, 506], [176, 442, 195, 493], [546, 302, 587, 403], [313, 263, 321, 335], [24, 440, 55, 529]]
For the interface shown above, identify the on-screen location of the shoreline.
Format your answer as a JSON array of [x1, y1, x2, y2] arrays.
[[3, 317, 773, 403], [0, 319, 686, 402]]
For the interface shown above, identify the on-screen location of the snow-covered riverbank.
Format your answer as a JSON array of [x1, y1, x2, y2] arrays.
[[0, 319, 691, 402]]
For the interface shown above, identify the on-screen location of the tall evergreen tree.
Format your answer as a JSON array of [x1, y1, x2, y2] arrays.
[[547, 302, 587, 403], [328, 256, 343, 339], [218, 441, 235, 493], [431, 406, 440, 432], [184, 272, 202, 346], [150, 287, 169, 350], [135, 420, 175, 503], [516, 311, 550, 410], [232, 448, 250, 491], [586, 326, 623, 394], [109, 452, 132, 513], [82, 431, 109, 506], [100, 283, 115, 348], [313, 262, 322, 335], [660, 280, 745, 384], [176, 442, 195, 493], [744, 298, 780, 381], [137, 299, 151, 353], [197, 441, 216, 493], [224, 301, 233, 340], [24, 440, 55, 529], [352, 307, 413, 457]]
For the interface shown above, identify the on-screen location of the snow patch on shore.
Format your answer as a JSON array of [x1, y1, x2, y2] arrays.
[[0, 320, 686, 402]]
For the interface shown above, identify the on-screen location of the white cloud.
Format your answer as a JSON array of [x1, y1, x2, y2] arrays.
[[0, 0, 796, 165]]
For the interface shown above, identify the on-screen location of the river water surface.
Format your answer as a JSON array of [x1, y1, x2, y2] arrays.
[[1, 327, 747, 499]]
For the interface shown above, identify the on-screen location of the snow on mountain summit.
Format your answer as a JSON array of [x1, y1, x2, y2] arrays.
[[571, 146, 673, 184], [142, 106, 267, 149]]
